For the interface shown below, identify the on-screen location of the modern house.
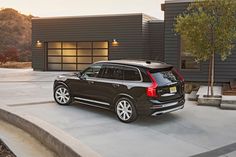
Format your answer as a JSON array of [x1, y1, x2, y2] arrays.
[[162, 0, 236, 83], [32, 13, 164, 71], [32, 0, 236, 83]]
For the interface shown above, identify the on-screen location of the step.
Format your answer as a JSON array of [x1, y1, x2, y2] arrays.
[[220, 96, 236, 110], [230, 79, 236, 90], [187, 91, 198, 101], [221, 96, 236, 104], [223, 91, 236, 96], [223, 84, 230, 91], [220, 103, 236, 110], [222, 84, 236, 96], [198, 95, 221, 107]]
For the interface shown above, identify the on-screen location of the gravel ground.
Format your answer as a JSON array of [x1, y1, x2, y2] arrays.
[[0, 139, 16, 157]]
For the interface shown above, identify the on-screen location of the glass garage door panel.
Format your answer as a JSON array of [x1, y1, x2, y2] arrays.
[[63, 64, 77, 70], [63, 50, 76, 56], [77, 42, 92, 48], [47, 41, 109, 71], [93, 42, 108, 48], [48, 57, 61, 63], [48, 64, 61, 70], [48, 50, 61, 56], [48, 42, 61, 48], [93, 57, 108, 62], [63, 57, 76, 63], [93, 49, 108, 56], [77, 50, 92, 56], [77, 57, 92, 63], [63, 42, 76, 48], [77, 64, 90, 71]]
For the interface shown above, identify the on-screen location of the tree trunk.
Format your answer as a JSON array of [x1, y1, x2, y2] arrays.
[[210, 24, 215, 97], [210, 52, 215, 97], [208, 55, 212, 96]]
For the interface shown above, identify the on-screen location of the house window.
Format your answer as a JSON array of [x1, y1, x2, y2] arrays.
[[180, 37, 200, 70]]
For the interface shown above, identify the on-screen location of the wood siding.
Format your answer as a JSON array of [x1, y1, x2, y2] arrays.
[[32, 14, 157, 70], [148, 21, 164, 61], [164, 2, 236, 83]]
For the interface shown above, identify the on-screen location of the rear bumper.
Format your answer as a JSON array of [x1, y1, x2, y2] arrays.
[[151, 104, 184, 116], [136, 96, 185, 116]]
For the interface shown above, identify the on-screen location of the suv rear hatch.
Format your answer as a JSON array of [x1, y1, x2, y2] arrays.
[[147, 67, 184, 101]]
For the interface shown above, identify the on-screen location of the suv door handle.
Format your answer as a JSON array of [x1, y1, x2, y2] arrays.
[[112, 83, 120, 88]]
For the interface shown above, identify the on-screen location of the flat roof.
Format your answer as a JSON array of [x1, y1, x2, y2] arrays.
[[165, 0, 194, 3], [32, 13, 158, 20], [149, 20, 164, 23]]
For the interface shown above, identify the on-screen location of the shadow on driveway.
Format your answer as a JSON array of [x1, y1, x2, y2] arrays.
[[70, 101, 181, 126]]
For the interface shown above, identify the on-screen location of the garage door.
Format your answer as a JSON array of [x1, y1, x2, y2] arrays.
[[47, 41, 108, 71]]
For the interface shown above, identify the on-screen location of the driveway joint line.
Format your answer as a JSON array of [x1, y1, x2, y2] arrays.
[[7, 101, 55, 107], [191, 142, 236, 157]]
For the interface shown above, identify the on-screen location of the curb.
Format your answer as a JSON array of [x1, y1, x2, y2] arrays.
[[0, 106, 101, 157], [220, 103, 236, 110]]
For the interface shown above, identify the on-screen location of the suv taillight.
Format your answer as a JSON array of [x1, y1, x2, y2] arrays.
[[173, 68, 184, 82], [146, 71, 158, 98]]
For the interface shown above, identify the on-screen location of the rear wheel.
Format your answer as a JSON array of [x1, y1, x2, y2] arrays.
[[54, 85, 72, 105], [115, 98, 138, 123]]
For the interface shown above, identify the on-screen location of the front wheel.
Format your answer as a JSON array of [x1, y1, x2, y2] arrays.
[[115, 98, 138, 123], [54, 85, 72, 105]]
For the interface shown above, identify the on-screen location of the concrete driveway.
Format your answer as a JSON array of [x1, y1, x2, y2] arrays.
[[0, 68, 236, 157]]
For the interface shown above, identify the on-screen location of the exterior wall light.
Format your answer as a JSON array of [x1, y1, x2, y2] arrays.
[[36, 40, 42, 48], [112, 39, 119, 46]]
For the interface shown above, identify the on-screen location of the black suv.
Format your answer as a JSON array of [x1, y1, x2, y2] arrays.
[[53, 60, 185, 123]]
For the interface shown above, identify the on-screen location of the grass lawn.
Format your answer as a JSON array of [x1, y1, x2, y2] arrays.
[[0, 62, 32, 69]]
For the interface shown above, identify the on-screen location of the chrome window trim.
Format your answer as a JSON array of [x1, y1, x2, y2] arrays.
[[74, 97, 110, 106], [76, 101, 110, 110]]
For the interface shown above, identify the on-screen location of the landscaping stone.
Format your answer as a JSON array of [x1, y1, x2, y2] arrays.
[[0, 139, 16, 157], [188, 91, 198, 101], [197, 86, 222, 107]]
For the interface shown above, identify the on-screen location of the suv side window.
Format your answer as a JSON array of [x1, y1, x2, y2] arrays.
[[82, 65, 102, 79], [124, 67, 141, 81], [100, 65, 123, 80]]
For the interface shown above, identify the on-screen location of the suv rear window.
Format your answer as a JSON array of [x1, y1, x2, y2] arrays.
[[100, 66, 123, 80], [124, 67, 141, 81], [151, 70, 178, 86]]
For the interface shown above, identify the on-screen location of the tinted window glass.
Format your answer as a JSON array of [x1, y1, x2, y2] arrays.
[[151, 70, 178, 86], [82, 65, 101, 79], [124, 67, 141, 81], [141, 71, 151, 82], [101, 66, 123, 80], [181, 36, 200, 69]]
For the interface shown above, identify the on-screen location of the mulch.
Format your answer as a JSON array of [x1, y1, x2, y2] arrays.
[[0, 139, 16, 157]]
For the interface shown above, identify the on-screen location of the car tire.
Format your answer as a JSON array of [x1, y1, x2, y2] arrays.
[[54, 85, 72, 105], [115, 97, 138, 123]]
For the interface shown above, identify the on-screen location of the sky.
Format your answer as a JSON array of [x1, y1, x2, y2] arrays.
[[0, 0, 165, 19]]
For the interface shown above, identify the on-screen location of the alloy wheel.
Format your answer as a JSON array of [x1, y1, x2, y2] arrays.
[[116, 100, 133, 121], [55, 86, 70, 105]]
